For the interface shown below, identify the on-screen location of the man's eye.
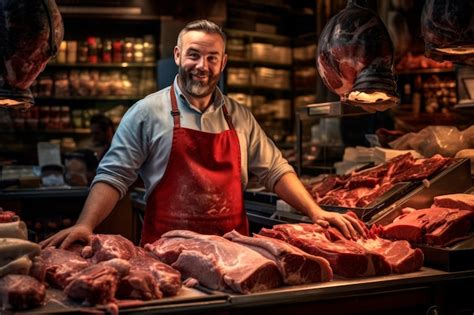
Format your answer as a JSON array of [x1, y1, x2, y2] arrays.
[[189, 53, 199, 59]]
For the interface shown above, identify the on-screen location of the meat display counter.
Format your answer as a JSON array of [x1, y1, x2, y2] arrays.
[[18, 267, 474, 314]]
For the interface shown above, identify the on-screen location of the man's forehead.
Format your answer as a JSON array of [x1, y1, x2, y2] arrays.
[[181, 31, 224, 50]]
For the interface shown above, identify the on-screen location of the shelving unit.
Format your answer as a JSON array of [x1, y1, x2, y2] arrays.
[[223, 0, 318, 147], [394, 67, 461, 131], [0, 3, 161, 164]]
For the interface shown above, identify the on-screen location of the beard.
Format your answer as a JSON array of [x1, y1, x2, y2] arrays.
[[178, 64, 221, 98]]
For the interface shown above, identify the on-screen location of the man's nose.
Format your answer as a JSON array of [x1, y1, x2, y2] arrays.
[[196, 57, 207, 69]]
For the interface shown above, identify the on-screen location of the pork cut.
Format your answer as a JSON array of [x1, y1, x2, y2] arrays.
[[146, 230, 282, 293], [117, 254, 181, 300], [316, 0, 398, 108], [223, 230, 333, 285], [38, 247, 90, 289], [433, 194, 474, 212], [380, 207, 474, 246], [259, 224, 392, 278], [64, 259, 130, 305], [0, 274, 46, 310], [82, 234, 137, 263]]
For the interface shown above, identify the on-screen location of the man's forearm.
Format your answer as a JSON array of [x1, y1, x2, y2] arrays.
[[76, 182, 121, 229], [273, 172, 323, 221]]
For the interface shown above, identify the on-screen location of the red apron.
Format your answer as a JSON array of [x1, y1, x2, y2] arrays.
[[140, 85, 248, 245]]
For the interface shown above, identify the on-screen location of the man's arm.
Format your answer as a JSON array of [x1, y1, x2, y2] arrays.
[[40, 182, 120, 249], [273, 172, 366, 239]]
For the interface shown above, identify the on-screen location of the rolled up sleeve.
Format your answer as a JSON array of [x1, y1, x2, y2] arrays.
[[91, 103, 150, 199], [245, 109, 295, 192]]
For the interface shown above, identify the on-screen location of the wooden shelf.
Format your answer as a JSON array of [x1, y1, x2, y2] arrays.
[[227, 59, 291, 69], [0, 128, 91, 135], [34, 96, 140, 102], [394, 68, 455, 75], [47, 62, 156, 69]]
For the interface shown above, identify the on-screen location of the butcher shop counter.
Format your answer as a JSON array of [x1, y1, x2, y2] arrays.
[[14, 267, 474, 315]]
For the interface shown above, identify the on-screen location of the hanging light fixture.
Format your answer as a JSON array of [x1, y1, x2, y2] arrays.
[[421, 0, 474, 66], [316, 0, 399, 112], [0, 0, 64, 109]]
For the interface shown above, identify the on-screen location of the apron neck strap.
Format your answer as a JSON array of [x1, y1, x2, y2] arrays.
[[170, 84, 234, 130], [170, 84, 181, 128]]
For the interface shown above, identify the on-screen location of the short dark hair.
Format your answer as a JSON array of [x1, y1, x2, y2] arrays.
[[90, 114, 114, 132], [177, 19, 226, 50]]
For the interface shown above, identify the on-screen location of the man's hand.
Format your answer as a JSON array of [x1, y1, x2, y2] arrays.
[[314, 211, 367, 240], [39, 224, 93, 249]]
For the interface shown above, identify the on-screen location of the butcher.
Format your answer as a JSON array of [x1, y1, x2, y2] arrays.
[[41, 19, 365, 249]]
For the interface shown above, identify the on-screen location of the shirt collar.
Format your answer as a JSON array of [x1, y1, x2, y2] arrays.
[[173, 75, 225, 112]]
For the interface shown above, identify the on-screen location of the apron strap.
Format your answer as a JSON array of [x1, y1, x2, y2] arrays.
[[170, 83, 234, 130], [170, 85, 181, 128], [222, 104, 235, 130]]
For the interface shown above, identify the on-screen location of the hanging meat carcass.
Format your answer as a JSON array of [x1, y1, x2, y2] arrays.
[[316, 0, 399, 112], [421, 0, 474, 65], [0, 0, 64, 109]]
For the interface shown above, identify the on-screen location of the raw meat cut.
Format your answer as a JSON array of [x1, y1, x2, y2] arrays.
[[146, 230, 282, 293], [117, 254, 181, 300], [380, 207, 474, 246], [308, 153, 450, 210], [83, 234, 137, 263], [0, 274, 46, 310], [360, 236, 424, 274], [38, 247, 91, 289], [316, 0, 398, 109], [421, 0, 474, 65], [64, 259, 130, 305], [433, 194, 474, 211], [224, 230, 333, 284], [0, 210, 19, 223], [259, 224, 392, 278], [1, 0, 64, 109]]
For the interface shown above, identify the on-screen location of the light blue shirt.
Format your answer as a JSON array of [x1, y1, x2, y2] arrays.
[[93, 77, 295, 200]]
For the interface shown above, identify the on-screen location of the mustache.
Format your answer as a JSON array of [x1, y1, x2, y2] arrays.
[[189, 70, 209, 77]]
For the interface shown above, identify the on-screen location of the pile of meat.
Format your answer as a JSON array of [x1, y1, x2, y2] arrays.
[[374, 194, 474, 247], [37, 234, 182, 306], [145, 218, 423, 290], [308, 153, 451, 208], [0, 227, 182, 311]]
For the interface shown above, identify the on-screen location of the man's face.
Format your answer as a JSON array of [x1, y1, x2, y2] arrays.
[[174, 31, 227, 98]]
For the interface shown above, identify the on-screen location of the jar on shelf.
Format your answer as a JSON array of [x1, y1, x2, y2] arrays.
[[78, 40, 88, 63], [112, 39, 123, 63], [38, 76, 53, 97], [124, 38, 134, 63], [49, 106, 61, 130], [143, 35, 155, 63], [39, 106, 50, 130], [57, 41, 67, 63], [102, 39, 112, 63], [71, 109, 83, 128], [87, 36, 98, 64], [66, 41, 77, 64], [60, 106, 71, 129], [133, 38, 144, 63]]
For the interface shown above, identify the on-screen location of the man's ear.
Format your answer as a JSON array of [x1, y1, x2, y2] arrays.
[[221, 53, 228, 72], [173, 46, 180, 66]]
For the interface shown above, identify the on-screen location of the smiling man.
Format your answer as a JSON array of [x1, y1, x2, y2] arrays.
[[41, 20, 365, 250]]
